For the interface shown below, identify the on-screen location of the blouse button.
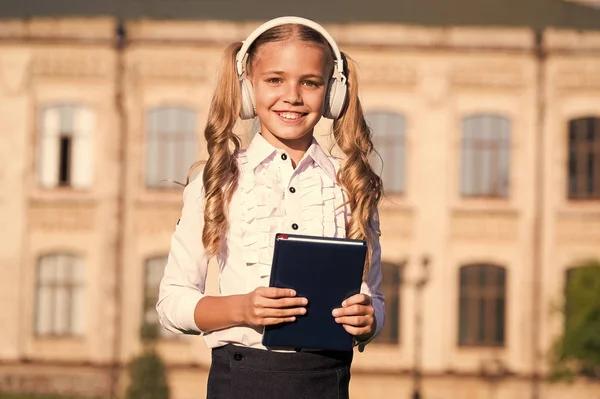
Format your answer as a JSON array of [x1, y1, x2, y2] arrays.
[[234, 353, 243, 361], [281, 153, 288, 160], [289, 187, 296, 193], [292, 223, 299, 230]]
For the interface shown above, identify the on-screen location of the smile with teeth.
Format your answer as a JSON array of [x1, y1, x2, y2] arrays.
[[277, 111, 306, 120]]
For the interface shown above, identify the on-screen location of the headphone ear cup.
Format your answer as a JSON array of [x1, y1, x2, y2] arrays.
[[239, 77, 256, 120], [323, 77, 347, 120]]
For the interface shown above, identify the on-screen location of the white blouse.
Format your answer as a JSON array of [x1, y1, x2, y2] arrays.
[[157, 133, 385, 350]]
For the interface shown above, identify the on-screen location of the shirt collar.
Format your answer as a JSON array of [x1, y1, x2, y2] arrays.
[[245, 132, 337, 182]]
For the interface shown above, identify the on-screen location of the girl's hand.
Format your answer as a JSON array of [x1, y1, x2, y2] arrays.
[[241, 287, 308, 328], [332, 294, 375, 339]]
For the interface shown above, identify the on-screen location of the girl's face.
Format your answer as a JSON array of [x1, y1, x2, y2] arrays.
[[249, 40, 331, 153]]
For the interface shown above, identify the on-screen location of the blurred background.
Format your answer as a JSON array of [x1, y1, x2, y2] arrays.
[[0, 1, 599, 399]]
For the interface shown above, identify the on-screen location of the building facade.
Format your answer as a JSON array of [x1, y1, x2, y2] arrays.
[[0, 15, 599, 399]]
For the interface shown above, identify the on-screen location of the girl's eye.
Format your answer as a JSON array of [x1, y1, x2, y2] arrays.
[[303, 80, 319, 87], [266, 78, 282, 84]]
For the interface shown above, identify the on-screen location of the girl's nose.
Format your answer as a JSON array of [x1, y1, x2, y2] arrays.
[[283, 83, 302, 104]]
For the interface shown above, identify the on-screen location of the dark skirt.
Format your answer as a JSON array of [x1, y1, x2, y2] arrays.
[[206, 344, 353, 399]]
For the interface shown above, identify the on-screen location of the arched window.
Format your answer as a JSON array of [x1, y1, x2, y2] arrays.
[[461, 115, 510, 197], [144, 256, 174, 338], [35, 254, 85, 336], [374, 262, 402, 344], [568, 117, 600, 199], [146, 106, 197, 187], [458, 263, 506, 346], [38, 105, 95, 189], [365, 111, 406, 194]]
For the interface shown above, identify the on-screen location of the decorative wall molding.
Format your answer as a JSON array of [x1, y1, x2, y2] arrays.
[[32, 54, 109, 79], [28, 201, 96, 231], [451, 209, 519, 241], [0, 52, 31, 94], [555, 66, 600, 91], [450, 64, 526, 89], [0, 18, 114, 41], [556, 212, 600, 244], [131, 57, 212, 83], [358, 61, 418, 87], [421, 69, 449, 105]]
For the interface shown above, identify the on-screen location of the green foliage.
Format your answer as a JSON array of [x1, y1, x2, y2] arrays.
[[125, 351, 169, 399], [140, 322, 159, 343], [550, 260, 600, 381]]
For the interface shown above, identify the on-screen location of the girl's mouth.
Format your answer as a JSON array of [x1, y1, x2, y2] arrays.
[[275, 111, 308, 123]]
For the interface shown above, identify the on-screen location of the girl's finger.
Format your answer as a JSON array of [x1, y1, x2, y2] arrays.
[[342, 294, 371, 307], [259, 307, 307, 318], [259, 297, 308, 309], [341, 324, 370, 337], [263, 316, 297, 325], [258, 287, 297, 298], [332, 305, 371, 317], [334, 315, 369, 327]]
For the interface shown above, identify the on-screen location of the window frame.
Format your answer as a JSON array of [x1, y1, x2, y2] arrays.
[[34, 253, 85, 338], [373, 262, 403, 345], [567, 117, 600, 200], [458, 263, 507, 348], [38, 104, 95, 190], [143, 256, 177, 340], [460, 114, 511, 199], [145, 105, 198, 189], [365, 111, 407, 195]]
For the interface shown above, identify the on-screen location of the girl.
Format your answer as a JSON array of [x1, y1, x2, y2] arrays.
[[157, 16, 385, 399]]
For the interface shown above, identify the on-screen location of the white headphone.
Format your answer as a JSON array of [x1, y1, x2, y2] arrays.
[[235, 16, 348, 120]]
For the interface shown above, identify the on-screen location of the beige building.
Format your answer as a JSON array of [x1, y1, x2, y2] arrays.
[[1, 1, 600, 398]]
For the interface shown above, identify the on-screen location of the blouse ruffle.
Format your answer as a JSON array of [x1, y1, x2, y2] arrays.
[[237, 151, 347, 287]]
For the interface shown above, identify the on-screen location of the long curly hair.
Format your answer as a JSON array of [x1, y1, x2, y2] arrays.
[[187, 23, 383, 276]]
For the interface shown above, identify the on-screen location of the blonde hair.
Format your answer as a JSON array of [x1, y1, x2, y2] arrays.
[[188, 24, 383, 277], [333, 54, 383, 276]]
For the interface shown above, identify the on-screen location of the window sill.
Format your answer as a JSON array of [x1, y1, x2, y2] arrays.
[[32, 334, 86, 342], [560, 201, 600, 215], [457, 343, 506, 350], [30, 187, 97, 203], [451, 198, 517, 214]]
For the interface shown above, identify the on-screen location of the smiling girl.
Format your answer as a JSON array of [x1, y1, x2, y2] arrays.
[[157, 16, 385, 399]]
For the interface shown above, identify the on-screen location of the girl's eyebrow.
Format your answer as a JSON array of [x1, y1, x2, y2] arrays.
[[301, 74, 326, 80], [261, 70, 325, 80]]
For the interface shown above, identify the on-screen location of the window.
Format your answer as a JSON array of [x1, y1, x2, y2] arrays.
[[146, 106, 197, 188], [374, 262, 402, 344], [461, 115, 510, 198], [458, 264, 506, 347], [35, 254, 85, 336], [38, 105, 95, 189], [365, 111, 406, 194], [144, 256, 174, 338], [568, 117, 600, 199], [564, 262, 600, 324]]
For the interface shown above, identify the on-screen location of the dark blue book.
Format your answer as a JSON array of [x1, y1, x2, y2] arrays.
[[262, 233, 366, 352]]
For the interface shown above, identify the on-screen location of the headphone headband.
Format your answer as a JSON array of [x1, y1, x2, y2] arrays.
[[235, 16, 345, 83]]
